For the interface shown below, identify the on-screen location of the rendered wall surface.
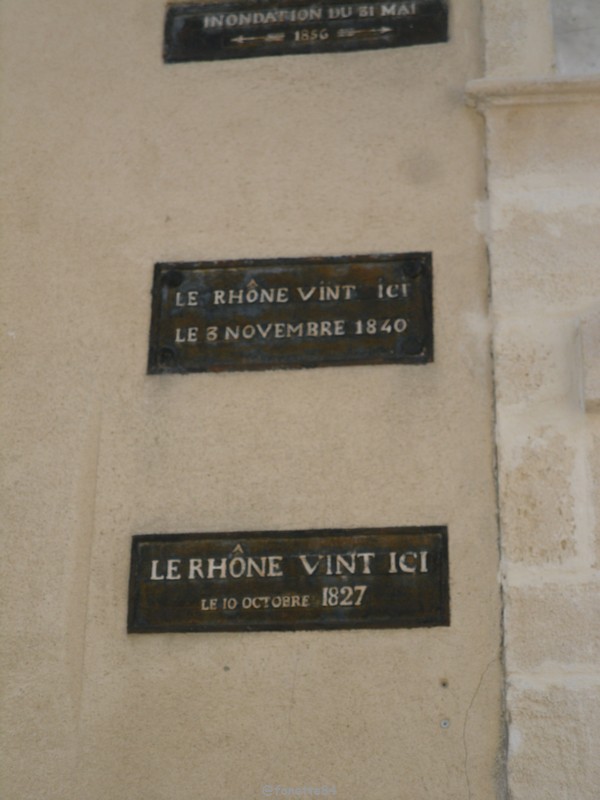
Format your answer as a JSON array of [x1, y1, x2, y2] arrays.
[[1, 2, 503, 799]]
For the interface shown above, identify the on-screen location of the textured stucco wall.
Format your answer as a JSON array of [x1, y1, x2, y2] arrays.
[[0, 2, 503, 799]]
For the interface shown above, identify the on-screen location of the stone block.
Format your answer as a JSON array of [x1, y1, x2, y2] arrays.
[[499, 430, 577, 564], [553, 0, 600, 75], [505, 583, 600, 671], [580, 310, 600, 412], [507, 685, 600, 799], [494, 317, 578, 410], [586, 431, 600, 569], [483, 0, 554, 78], [484, 101, 600, 315]]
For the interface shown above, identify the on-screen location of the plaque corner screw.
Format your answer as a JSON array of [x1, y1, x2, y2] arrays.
[[163, 269, 184, 288]]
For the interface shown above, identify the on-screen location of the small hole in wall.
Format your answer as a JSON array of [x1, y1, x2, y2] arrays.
[[440, 679, 448, 688]]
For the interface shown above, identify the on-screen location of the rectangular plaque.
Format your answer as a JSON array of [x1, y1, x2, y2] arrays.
[[148, 253, 433, 374], [164, 1, 448, 62], [128, 527, 449, 633]]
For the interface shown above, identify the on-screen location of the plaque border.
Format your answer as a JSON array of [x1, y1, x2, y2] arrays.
[[147, 253, 434, 375], [127, 526, 450, 634], [163, 0, 449, 63]]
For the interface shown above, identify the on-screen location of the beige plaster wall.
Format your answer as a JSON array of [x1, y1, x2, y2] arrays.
[[1, 2, 503, 799]]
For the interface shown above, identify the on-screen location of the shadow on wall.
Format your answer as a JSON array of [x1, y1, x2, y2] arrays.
[[553, 0, 600, 74]]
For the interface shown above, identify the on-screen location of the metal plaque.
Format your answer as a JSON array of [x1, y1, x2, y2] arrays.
[[148, 254, 433, 374], [164, 1, 448, 62], [128, 527, 449, 633]]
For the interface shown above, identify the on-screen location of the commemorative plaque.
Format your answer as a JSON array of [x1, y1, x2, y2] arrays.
[[148, 253, 433, 374], [164, 0, 448, 62], [128, 527, 449, 633]]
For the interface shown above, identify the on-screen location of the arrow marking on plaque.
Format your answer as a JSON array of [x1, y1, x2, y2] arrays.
[[337, 27, 393, 39], [231, 32, 285, 45]]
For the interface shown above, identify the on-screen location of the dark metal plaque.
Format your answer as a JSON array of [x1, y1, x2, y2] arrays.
[[148, 254, 433, 374], [128, 527, 449, 633], [164, 1, 448, 62]]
